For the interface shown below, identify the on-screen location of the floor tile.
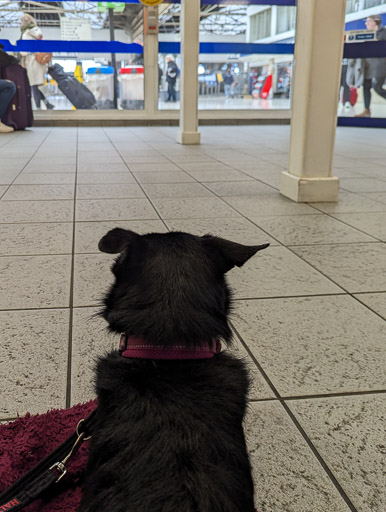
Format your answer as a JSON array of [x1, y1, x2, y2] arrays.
[[152, 197, 238, 219], [0, 186, 7, 197], [74, 220, 167, 253], [76, 172, 135, 184], [0, 200, 73, 223], [311, 191, 386, 213], [340, 178, 386, 193], [75, 198, 158, 222], [331, 212, 386, 241], [228, 246, 341, 299], [245, 401, 351, 512], [71, 307, 116, 405], [354, 293, 386, 320], [121, 155, 170, 164], [23, 164, 76, 174], [291, 243, 386, 293], [224, 195, 318, 217], [234, 295, 386, 395], [0, 172, 19, 185], [0, 158, 29, 171], [77, 162, 128, 173], [203, 181, 275, 196], [29, 157, 76, 166], [0, 309, 69, 418], [0, 223, 73, 256], [77, 154, 123, 165], [246, 170, 281, 188], [166, 154, 217, 163], [128, 163, 180, 173], [0, 255, 71, 309], [134, 171, 195, 184], [228, 336, 275, 400], [2, 184, 74, 201], [76, 183, 144, 200], [177, 162, 232, 172], [289, 395, 386, 512], [13, 173, 76, 185], [230, 161, 285, 172], [73, 253, 114, 307], [165, 217, 278, 246], [359, 191, 386, 204], [257, 214, 376, 245], [187, 170, 254, 182], [335, 161, 386, 179], [142, 183, 213, 198]]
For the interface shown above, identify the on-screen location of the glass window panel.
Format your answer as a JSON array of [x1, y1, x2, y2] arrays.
[[276, 7, 297, 34], [0, 1, 144, 111], [339, 59, 386, 118]]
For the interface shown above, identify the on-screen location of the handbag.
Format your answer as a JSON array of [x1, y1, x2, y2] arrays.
[[35, 52, 52, 65]]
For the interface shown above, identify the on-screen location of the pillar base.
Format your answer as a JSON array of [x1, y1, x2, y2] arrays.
[[280, 171, 339, 203], [176, 131, 201, 145]]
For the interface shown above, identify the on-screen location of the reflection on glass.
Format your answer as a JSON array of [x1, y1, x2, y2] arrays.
[[0, 3, 144, 111], [340, 12, 386, 118]]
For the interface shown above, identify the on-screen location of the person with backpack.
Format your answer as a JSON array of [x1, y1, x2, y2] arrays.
[[0, 45, 17, 133], [20, 13, 54, 110], [165, 55, 178, 102]]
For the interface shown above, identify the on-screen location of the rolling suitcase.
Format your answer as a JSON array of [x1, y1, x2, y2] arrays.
[[2, 64, 33, 130], [48, 63, 96, 110]]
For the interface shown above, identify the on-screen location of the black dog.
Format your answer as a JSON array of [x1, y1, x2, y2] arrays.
[[78, 229, 269, 512]]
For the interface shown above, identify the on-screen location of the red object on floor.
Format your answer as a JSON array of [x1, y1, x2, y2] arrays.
[[260, 74, 272, 99], [349, 86, 358, 106], [0, 400, 97, 512]]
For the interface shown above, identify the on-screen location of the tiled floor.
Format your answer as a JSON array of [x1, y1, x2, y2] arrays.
[[1, 125, 385, 512]]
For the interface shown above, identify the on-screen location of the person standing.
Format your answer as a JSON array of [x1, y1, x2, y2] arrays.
[[165, 55, 178, 102], [222, 66, 234, 99], [20, 13, 54, 110], [0, 44, 17, 133], [356, 15, 386, 117]]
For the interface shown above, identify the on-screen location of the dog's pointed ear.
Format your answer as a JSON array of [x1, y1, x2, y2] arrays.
[[98, 228, 140, 254], [203, 235, 269, 273]]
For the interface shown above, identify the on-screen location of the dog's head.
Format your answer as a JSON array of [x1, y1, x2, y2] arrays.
[[98, 228, 269, 347]]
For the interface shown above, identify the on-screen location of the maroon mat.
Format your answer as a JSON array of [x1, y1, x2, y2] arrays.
[[0, 400, 97, 512]]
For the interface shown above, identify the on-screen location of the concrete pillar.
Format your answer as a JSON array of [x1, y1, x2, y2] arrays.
[[280, 0, 346, 203], [143, 6, 159, 116], [177, 0, 201, 145]]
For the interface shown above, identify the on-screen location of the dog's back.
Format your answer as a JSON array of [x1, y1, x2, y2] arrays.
[[78, 229, 269, 512], [80, 353, 254, 512]]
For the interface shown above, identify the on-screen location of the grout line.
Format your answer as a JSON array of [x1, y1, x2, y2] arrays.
[[65, 127, 79, 409], [0, 131, 54, 201], [231, 322, 359, 512], [101, 127, 171, 233]]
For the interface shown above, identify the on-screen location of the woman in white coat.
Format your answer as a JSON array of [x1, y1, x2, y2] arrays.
[[20, 14, 54, 109]]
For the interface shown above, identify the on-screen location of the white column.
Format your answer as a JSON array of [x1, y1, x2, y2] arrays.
[[143, 6, 159, 117], [280, 0, 346, 203], [177, 0, 201, 145]]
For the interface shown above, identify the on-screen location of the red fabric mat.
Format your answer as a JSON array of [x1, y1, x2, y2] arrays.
[[0, 400, 97, 512]]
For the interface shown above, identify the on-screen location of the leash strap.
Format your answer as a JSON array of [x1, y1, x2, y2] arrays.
[[0, 409, 97, 512]]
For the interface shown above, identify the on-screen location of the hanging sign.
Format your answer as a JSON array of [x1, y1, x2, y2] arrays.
[[344, 29, 376, 43], [98, 2, 126, 12], [60, 18, 92, 41], [138, 0, 163, 6]]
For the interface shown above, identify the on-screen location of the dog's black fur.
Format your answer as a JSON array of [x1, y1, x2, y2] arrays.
[[78, 229, 269, 512]]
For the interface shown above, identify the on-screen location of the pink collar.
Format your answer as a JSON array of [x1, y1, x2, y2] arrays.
[[119, 334, 221, 360]]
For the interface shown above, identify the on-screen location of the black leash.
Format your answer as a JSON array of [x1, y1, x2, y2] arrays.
[[0, 409, 97, 512]]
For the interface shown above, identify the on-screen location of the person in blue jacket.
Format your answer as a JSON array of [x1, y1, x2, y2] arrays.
[[222, 66, 234, 99]]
